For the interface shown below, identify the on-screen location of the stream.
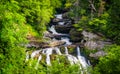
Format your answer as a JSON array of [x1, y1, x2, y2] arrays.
[[26, 14, 90, 73]]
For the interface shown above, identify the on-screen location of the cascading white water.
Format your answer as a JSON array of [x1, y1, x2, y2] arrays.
[[31, 50, 41, 59], [25, 52, 29, 62], [49, 25, 58, 35], [28, 14, 90, 72], [77, 46, 88, 68], [42, 48, 53, 65], [54, 47, 62, 55], [61, 37, 72, 45], [49, 25, 69, 36], [55, 14, 62, 19], [58, 22, 65, 25], [35, 55, 42, 69], [65, 47, 69, 55], [65, 47, 79, 65]]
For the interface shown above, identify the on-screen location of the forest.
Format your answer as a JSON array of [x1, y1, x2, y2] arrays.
[[0, 0, 120, 74]]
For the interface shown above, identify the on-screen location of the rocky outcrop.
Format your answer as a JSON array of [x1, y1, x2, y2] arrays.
[[62, 12, 69, 19], [49, 41, 66, 47], [80, 30, 112, 60], [89, 51, 107, 59], [55, 25, 72, 33], [52, 18, 63, 23], [81, 30, 112, 50], [69, 28, 83, 42], [44, 31, 69, 40], [81, 30, 102, 41], [26, 40, 66, 48], [84, 40, 112, 50]]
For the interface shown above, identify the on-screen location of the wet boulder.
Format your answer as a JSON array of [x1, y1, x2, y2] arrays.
[[44, 31, 69, 40], [69, 28, 83, 42], [55, 25, 72, 33]]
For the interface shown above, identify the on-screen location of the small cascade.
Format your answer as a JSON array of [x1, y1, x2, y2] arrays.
[[55, 14, 62, 19], [65, 47, 79, 65], [35, 55, 42, 69], [25, 52, 29, 62], [58, 22, 65, 25], [54, 47, 62, 55], [65, 47, 69, 55], [61, 37, 72, 45], [49, 25, 58, 35], [26, 14, 90, 73], [72, 56, 79, 64], [42, 48, 53, 65], [46, 54, 51, 65], [77, 46, 88, 68], [88, 60, 91, 66], [49, 25, 68, 36], [31, 50, 41, 59]]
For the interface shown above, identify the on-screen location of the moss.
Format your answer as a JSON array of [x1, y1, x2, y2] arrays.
[[59, 55, 70, 65], [59, 46, 65, 54], [68, 48, 76, 56]]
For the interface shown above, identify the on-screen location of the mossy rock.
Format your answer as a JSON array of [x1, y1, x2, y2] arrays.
[[69, 28, 83, 42], [40, 54, 46, 64], [59, 46, 65, 54]]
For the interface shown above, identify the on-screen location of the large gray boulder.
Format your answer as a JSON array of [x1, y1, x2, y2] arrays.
[[81, 30, 112, 50], [26, 40, 66, 48], [89, 51, 107, 59], [49, 41, 66, 47]]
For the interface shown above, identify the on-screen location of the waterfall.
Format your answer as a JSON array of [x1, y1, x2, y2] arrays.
[[49, 25, 58, 35], [65, 47, 79, 65], [25, 52, 29, 62], [55, 14, 62, 19], [46, 54, 51, 65], [27, 14, 90, 73], [58, 22, 65, 25], [77, 46, 88, 68], [49, 25, 68, 36], [65, 47, 69, 55], [61, 37, 72, 45], [42, 48, 53, 65], [35, 55, 42, 69], [54, 47, 62, 55], [31, 50, 41, 59]]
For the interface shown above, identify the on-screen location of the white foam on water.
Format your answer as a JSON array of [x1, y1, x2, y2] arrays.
[[55, 14, 62, 19], [61, 37, 72, 45], [77, 46, 88, 68]]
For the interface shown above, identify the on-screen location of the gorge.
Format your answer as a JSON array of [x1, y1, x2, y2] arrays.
[[26, 14, 90, 73]]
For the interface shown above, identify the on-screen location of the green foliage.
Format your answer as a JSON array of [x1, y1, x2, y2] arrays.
[[22, 55, 81, 74], [0, 1, 28, 73], [88, 12, 108, 32], [73, 16, 89, 31], [104, 0, 120, 44], [48, 62, 80, 74], [0, 0, 64, 73], [18, 0, 53, 37], [74, 12, 109, 32], [66, 0, 89, 19], [73, 0, 120, 44], [92, 45, 120, 74], [50, 0, 62, 9]]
